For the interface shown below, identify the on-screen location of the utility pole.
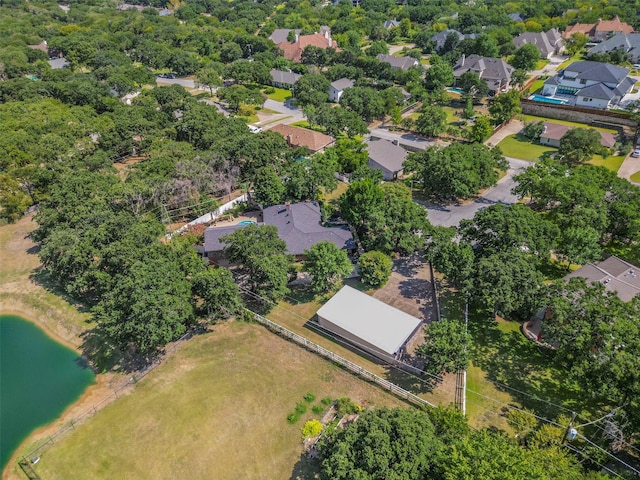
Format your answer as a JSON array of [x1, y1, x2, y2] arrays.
[[455, 302, 469, 416]]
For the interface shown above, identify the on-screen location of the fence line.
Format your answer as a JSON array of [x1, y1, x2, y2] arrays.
[[17, 331, 193, 471], [429, 261, 441, 322], [245, 309, 434, 409]]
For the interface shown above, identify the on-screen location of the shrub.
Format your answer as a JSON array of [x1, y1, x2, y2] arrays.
[[295, 402, 307, 415], [264, 86, 275, 94], [321, 396, 333, 406], [358, 251, 393, 288], [336, 397, 361, 415], [312, 404, 324, 415], [301, 419, 323, 439], [287, 413, 299, 424], [304, 393, 316, 403]]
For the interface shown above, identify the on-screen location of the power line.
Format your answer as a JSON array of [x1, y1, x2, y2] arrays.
[[565, 444, 624, 479], [578, 433, 640, 477]]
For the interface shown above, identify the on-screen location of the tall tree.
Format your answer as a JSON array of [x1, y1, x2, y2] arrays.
[[192, 268, 243, 321], [489, 89, 522, 125], [417, 318, 470, 376], [293, 73, 330, 107], [415, 105, 447, 137], [303, 241, 353, 293], [558, 128, 604, 166], [510, 43, 540, 71], [357, 250, 393, 288]]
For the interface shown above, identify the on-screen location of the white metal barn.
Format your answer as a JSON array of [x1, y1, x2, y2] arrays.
[[316, 285, 423, 363]]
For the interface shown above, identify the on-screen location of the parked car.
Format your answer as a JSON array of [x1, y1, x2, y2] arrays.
[[158, 73, 176, 79], [631, 148, 640, 158], [248, 125, 262, 133]]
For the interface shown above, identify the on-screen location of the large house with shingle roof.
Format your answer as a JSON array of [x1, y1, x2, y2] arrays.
[[268, 124, 335, 153], [564, 256, 640, 302], [588, 33, 640, 64], [376, 54, 419, 71], [563, 16, 634, 41], [513, 29, 564, 59], [203, 202, 355, 257], [538, 122, 616, 148], [367, 138, 408, 180], [453, 54, 514, 95], [431, 30, 477, 52], [329, 78, 354, 102], [270, 69, 301, 89], [542, 60, 634, 109]]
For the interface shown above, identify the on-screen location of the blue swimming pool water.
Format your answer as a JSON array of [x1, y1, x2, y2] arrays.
[[238, 220, 257, 225], [530, 94, 568, 105], [448, 87, 464, 94]]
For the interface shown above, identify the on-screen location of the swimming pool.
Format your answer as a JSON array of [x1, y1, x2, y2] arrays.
[[448, 87, 464, 94], [238, 220, 257, 225], [530, 94, 569, 105]]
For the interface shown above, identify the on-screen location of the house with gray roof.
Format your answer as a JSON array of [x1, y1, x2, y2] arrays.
[[513, 29, 563, 59], [564, 256, 640, 302], [542, 61, 634, 109], [270, 69, 301, 89], [376, 54, 419, 71], [508, 12, 524, 22], [269, 29, 301, 45], [367, 138, 408, 180], [316, 285, 423, 362], [453, 54, 514, 95], [431, 29, 477, 52], [329, 78, 354, 102], [587, 33, 640, 64], [203, 202, 354, 257], [383, 19, 400, 29]]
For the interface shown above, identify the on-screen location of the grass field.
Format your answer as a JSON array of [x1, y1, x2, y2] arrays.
[[519, 114, 618, 134], [26, 321, 406, 480], [557, 55, 581, 70], [631, 170, 640, 182], [262, 87, 292, 102], [528, 78, 545, 94], [589, 154, 625, 172], [497, 134, 556, 161]]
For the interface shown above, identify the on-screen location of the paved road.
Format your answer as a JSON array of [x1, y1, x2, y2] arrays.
[[155, 76, 197, 89], [368, 126, 436, 151], [419, 157, 529, 227]]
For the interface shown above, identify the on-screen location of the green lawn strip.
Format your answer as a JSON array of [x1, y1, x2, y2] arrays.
[[30, 321, 406, 480], [262, 87, 292, 102], [528, 79, 545, 94], [520, 114, 618, 134], [588, 154, 625, 172], [631, 170, 640, 182], [267, 288, 453, 407], [557, 55, 581, 70], [322, 180, 349, 203], [535, 59, 549, 70], [497, 135, 556, 161], [259, 108, 281, 114], [289, 120, 310, 128]]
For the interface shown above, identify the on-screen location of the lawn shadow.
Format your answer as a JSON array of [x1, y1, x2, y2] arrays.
[[28, 267, 92, 314], [466, 310, 593, 418], [289, 452, 321, 480]]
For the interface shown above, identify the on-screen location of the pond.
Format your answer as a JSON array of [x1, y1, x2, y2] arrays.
[[0, 314, 95, 470]]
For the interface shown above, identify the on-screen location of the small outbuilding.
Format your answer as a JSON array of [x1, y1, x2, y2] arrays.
[[316, 285, 423, 363]]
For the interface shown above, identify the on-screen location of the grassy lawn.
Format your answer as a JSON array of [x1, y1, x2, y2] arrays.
[[519, 115, 618, 134], [631, 170, 640, 182], [262, 87, 292, 102], [535, 59, 549, 70], [528, 78, 545, 94], [27, 321, 405, 480], [322, 180, 349, 203], [588, 154, 625, 172], [557, 55, 581, 70], [289, 120, 310, 128], [497, 134, 556, 161]]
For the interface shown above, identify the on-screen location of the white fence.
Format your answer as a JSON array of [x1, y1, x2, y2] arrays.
[[167, 193, 248, 238]]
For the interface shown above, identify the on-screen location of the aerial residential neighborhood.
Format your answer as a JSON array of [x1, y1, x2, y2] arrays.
[[1, 0, 640, 478]]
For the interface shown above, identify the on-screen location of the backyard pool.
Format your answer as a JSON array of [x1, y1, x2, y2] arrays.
[[238, 220, 257, 225], [448, 87, 464, 94], [530, 94, 569, 105]]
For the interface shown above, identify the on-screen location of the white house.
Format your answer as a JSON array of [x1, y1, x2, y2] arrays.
[[542, 61, 634, 109], [329, 78, 354, 103]]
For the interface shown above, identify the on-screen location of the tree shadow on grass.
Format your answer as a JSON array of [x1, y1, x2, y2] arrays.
[[289, 452, 321, 480], [466, 309, 601, 418], [28, 267, 93, 314]]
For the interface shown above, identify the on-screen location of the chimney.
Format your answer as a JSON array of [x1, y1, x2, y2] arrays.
[[461, 54, 465, 66], [285, 202, 291, 211], [286, 134, 293, 146], [324, 30, 330, 39], [294, 33, 299, 43], [392, 139, 399, 145], [327, 34, 332, 47]]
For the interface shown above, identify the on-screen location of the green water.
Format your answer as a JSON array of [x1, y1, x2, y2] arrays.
[[0, 315, 95, 469]]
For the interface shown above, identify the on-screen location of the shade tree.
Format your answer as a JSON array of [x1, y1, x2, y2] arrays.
[[303, 241, 353, 293]]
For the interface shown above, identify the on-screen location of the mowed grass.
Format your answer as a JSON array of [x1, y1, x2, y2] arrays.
[[31, 321, 406, 480], [588, 154, 625, 172], [520, 114, 618, 134], [263, 87, 292, 102], [631, 170, 640, 182], [497, 134, 556, 161]]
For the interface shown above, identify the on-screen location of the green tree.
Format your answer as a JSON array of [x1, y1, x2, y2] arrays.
[[457, 71, 489, 98], [293, 73, 330, 107], [565, 32, 589, 57], [339, 86, 385, 122], [357, 250, 392, 288], [192, 268, 243, 321], [405, 143, 507, 201], [0, 174, 31, 222], [424, 59, 454, 90], [510, 43, 540, 71], [196, 67, 222, 95], [221, 225, 292, 305], [489, 89, 522, 125], [319, 408, 445, 480], [301, 419, 323, 438], [415, 105, 447, 137], [303, 241, 353, 293], [468, 116, 492, 143], [522, 121, 545, 141], [427, 227, 475, 291], [558, 128, 603, 166], [417, 318, 470, 375], [252, 166, 284, 206]]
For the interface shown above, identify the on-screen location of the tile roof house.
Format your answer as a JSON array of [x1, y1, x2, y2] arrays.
[[203, 202, 355, 256], [588, 33, 640, 64], [366, 138, 408, 180], [538, 122, 617, 148], [564, 256, 640, 302], [453, 54, 514, 94], [431, 29, 477, 52], [513, 29, 564, 59], [270, 69, 301, 89], [541, 61, 634, 109], [376, 54, 419, 71], [268, 124, 335, 153], [329, 78, 354, 103], [562, 16, 634, 41], [276, 31, 339, 63]]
